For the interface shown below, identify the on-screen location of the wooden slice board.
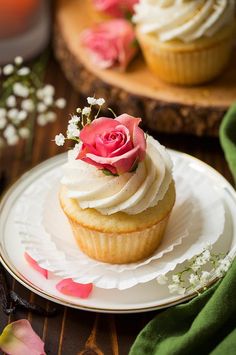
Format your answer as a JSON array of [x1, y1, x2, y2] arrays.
[[54, 0, 236, 136]]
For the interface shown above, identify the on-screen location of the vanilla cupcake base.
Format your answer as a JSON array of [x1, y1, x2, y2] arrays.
[[136, 24, 235, 85], [59, 182, 175, 264]]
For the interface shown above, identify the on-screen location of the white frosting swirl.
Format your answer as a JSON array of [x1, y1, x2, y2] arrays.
[[133, 0, 235, 42], [61, 136, 173, 215]]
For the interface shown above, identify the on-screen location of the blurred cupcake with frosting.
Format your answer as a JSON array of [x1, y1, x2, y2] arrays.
[[133, 0, 236, 85]]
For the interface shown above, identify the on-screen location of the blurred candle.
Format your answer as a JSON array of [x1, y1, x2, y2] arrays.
[[0, 0, 40, 38]]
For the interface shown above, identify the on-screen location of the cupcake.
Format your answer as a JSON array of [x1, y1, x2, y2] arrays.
[[56, 98, 175, 264], [133, 0, 235, 85]]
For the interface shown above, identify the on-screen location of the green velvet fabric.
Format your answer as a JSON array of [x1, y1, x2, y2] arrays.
[[220, 103, 236, 183], [130, 105, 236, 355]]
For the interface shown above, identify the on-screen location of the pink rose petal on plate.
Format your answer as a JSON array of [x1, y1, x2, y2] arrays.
[[0, 319, 46, 355], [24, 252, 48, 279], [56, 278, 93, 299]]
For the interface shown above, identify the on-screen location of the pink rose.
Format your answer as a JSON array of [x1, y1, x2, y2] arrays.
[[81, 19, 137, 70], [93, 0, 139, 17], [77, 114, 146, 175]]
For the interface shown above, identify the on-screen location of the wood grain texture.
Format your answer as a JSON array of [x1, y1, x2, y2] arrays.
[[54, 0, 236, 137], [0, 54, 234, 355]]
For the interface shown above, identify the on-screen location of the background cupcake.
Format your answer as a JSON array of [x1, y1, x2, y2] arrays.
[[133, 0, 236, 85]]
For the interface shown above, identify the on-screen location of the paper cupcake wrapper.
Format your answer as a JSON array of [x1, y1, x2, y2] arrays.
[[137, 27, 234, 85], [16, 153, 225, 289]]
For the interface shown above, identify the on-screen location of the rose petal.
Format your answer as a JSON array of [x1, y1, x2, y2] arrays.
[[24, 252, 48, 279], [86, 145, 140, 174], [56, 279, 93, 299], [0, 319, 46, 355], [116, 114, 146, 160], [79, 117, 118, 146], [116, 114, 141, 136], [133, 124, 146, 161]]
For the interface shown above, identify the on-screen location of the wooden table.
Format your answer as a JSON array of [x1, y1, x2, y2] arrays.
[[0, 54, 234, 355]]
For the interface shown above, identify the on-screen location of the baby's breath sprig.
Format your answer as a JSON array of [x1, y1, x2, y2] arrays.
[[55, 96, 106, 147], [157, 244, 233, 296], [0, 56, 66, 151]]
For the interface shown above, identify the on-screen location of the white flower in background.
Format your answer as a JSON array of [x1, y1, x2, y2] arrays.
[[164, 245, 232, 296], [6, 134, 19, 146], [3, 124, 16, 139], [215, 256, 231, 277], [13, 83, 29, 98], [3, 64, 14, 75], [199, 271, 211, 286], [189, 273, 199, 286], [36, 88, 44, 100], [168, 284, 186, 295], [82, 107, 91, 116], [76, 108, 81, 114], [43, 95, 53, 106], [37, 114, 47, 126], [55, 133, 65, 146], [8, 108, 19, 120], [191, 252, 209, 271], [19, 127, 30, 139], [46, 111, 56, 122], [87, 97, 97, 105], [0, 57, 66, 149], [55, 98, 66, 109], [96, 98, 105, 106], [37, 102, 47, 113], [18, 110, 27, 121], [172, 275, 180, 284], [6, 95, 16, 108], [42, 84, 55, 97], [0, 117, 7, 129], [17, 67, 30, 76], [201, 250, 211, 262], [14, 56, 23, 65], [0, 108, 6, 117], [21, 99, 34, 112], [156, 275, 168, 285]]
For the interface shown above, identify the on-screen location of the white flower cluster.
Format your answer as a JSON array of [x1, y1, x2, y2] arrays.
[[157, 244, 232, 296], [55, 96, 105, 147], [0, 56, 66, 148]]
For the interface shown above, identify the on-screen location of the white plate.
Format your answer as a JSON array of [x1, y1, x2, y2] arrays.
[[16, 153, 224, 290], [0, 151, 236, 313]]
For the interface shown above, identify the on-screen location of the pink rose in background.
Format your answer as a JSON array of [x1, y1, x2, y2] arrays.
[[93, 0, 139, 17], [81, 19, 137, 70], [78, 114, 146, 175]]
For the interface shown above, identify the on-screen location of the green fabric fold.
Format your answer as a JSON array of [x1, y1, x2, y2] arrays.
[[130, 104, 236, 355], [220, 103, 236, 183]]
